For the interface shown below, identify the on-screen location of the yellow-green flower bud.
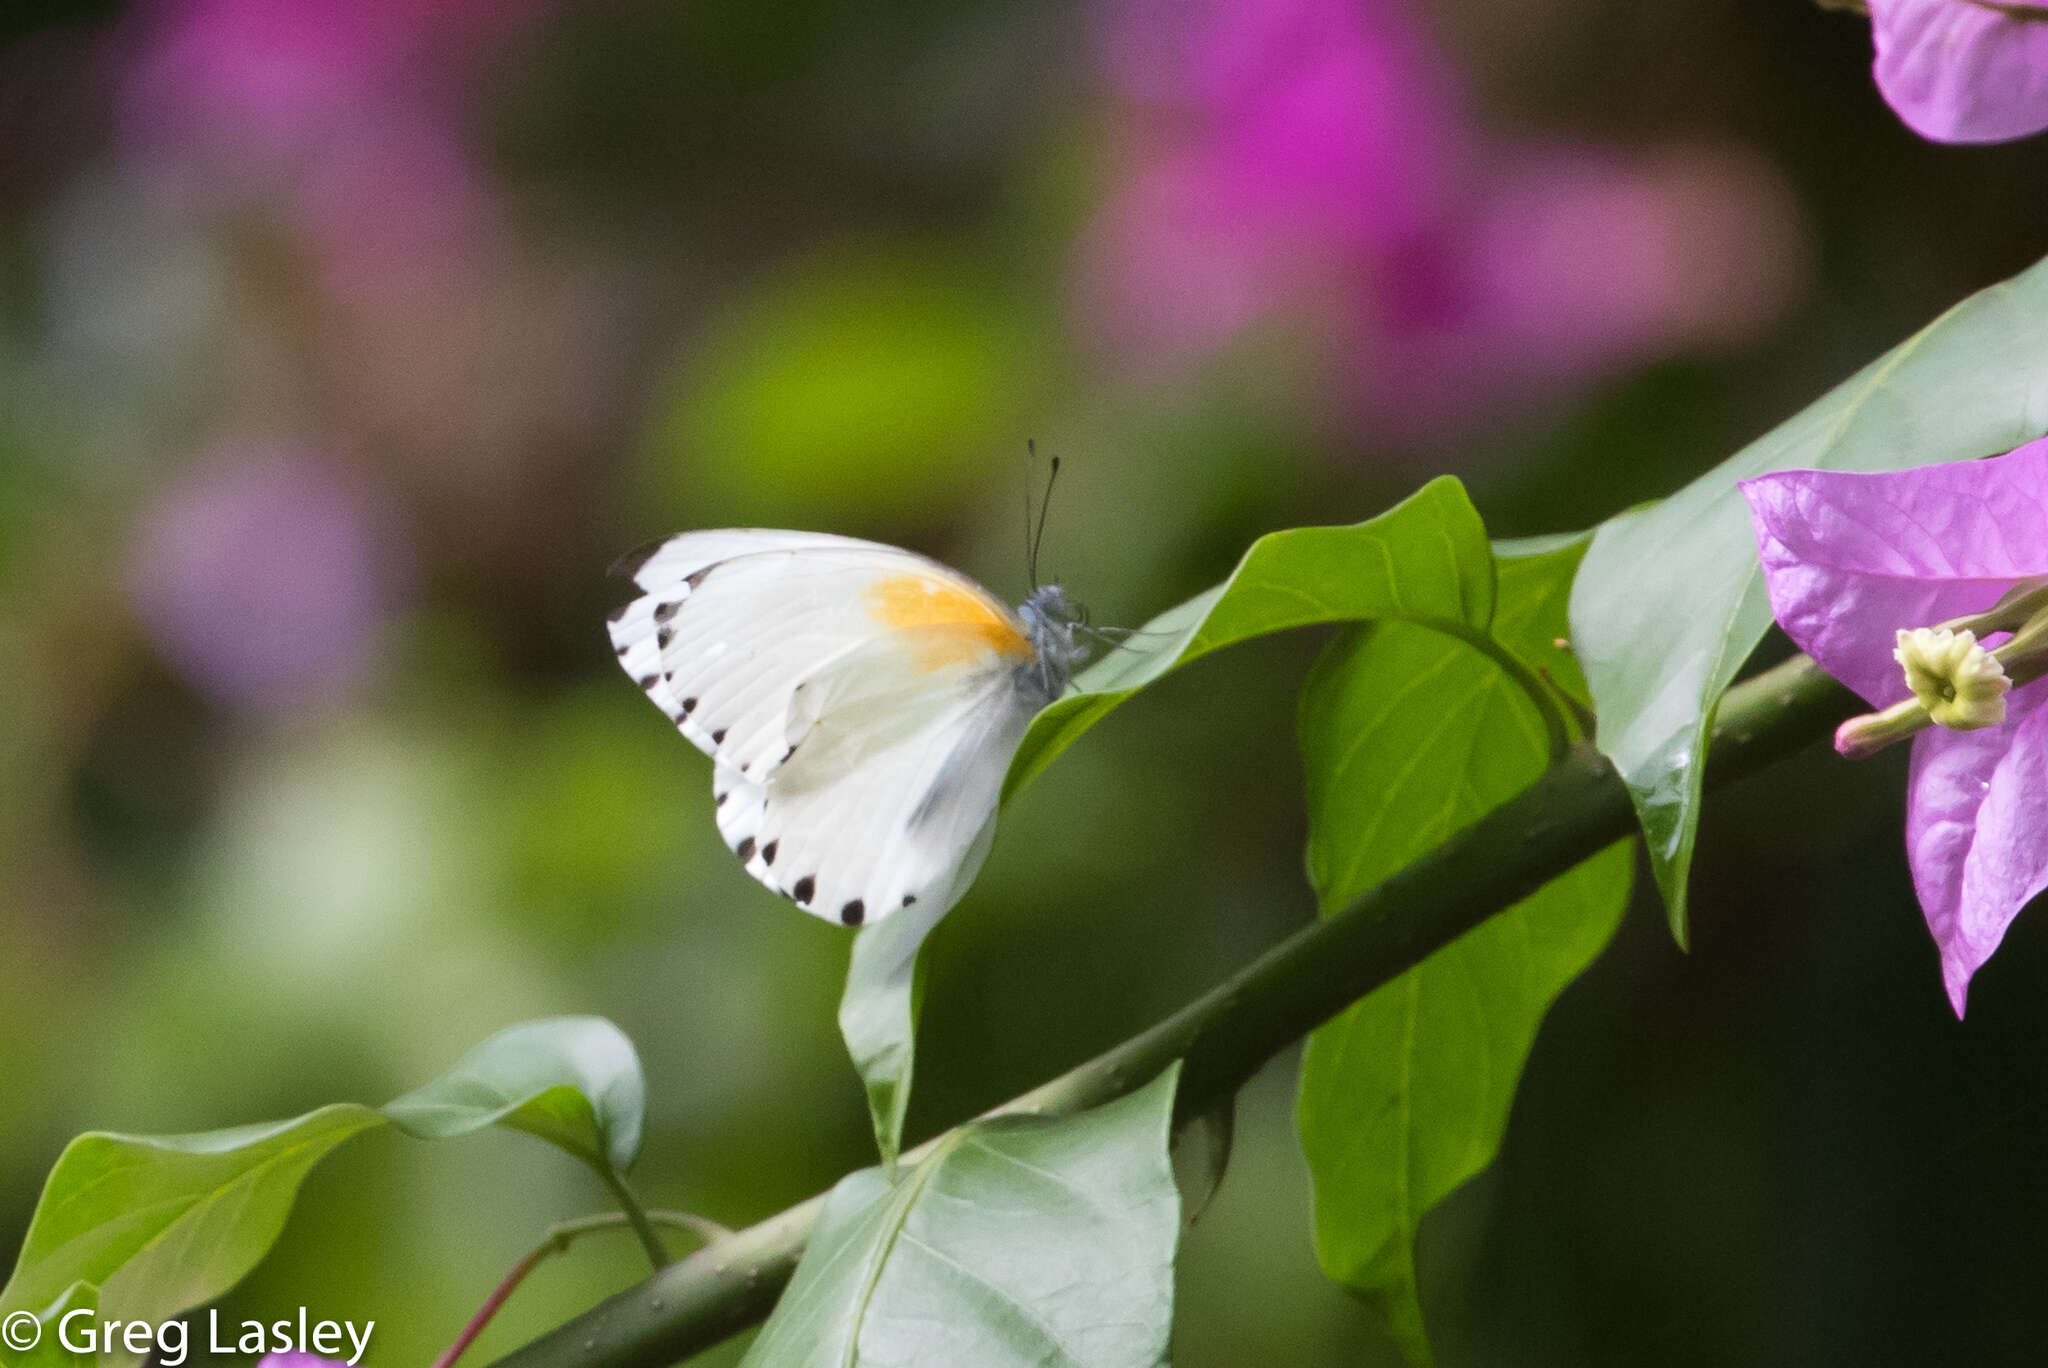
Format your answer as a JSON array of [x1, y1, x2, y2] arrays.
[[1894, 626, 2010, 730]]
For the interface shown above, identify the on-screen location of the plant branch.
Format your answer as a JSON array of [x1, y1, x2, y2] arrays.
[[491, 652, 1853, 1368], [435, 1211, 732, 1368]]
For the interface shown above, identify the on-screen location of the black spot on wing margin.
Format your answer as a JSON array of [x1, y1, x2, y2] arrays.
[[608, 539, 666, 580]]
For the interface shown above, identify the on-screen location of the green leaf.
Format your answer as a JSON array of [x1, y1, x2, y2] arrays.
[[0, 1017, 650, 1354], [743, 1066, 1182, 1368], [1296, 542, 1634, 1366], [382, 1015, 647, 1172], [1005, 475, 1498, 801], [1168, 1098, 1235, 1229], [840, 478, 1501, 1165], [1570, 254, 2048, 943], [0, 1106, 383, 1356], [840, 888, 951, 1168]]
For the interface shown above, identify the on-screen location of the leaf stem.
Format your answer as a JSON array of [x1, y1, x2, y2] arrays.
[[434, 1211, 730, 1368], [594, 1164, 673, 1271], [488, 653, 1852, 1368], [1459, 630, 1574, 761]]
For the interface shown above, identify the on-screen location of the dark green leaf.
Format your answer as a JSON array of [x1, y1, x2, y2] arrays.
[[1570, 254, 2048, 943], [1297, 542, 1633, 1365], [744, 1067, 1181, 1368]]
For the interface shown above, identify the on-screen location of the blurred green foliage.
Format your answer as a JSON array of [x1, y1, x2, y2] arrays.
[[646, 245, 1040, 524]]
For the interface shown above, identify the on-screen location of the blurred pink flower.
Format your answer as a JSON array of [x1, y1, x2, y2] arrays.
[[117, 0, 415, 186], [128, 442, 402, 711], [1357, 143, 1807, 437], [1868, 0, 2048, 144], [1074, 0, 1806, 437], [100, 0, 612, 531], [294, 115, 499, 297], [1742, 440, 2048, 1015], [112, 0, 540, 251], [116, 0, 546, 155], [1079, 0, 1468, 372]]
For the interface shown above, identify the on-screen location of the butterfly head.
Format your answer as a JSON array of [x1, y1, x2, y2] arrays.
[[1016, 583, 1089, 703]]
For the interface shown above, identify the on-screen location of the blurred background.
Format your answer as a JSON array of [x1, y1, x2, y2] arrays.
[[6, 0, 2048, 1363]]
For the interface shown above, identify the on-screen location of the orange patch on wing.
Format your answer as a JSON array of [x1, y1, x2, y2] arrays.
[[865, 574, 1032, 670]]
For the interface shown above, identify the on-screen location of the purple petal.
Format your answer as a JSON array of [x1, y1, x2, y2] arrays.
[[1739, 436, 2048, 706], [1907, 687, 2048, 1014], [1869, 0, 2048, 144]]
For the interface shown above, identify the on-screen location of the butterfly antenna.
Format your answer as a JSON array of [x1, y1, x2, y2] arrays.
[[1029, 454, 1061, 590], [1024, 439, 1039, 590]]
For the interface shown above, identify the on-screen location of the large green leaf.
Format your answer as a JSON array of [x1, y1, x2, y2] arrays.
[[0, 1017, 649, 1359], [1297, 542, 1634, 1366], [743, 1066, 1181, 1368], [1005, 476, 1498, 800], [1570, 254, 2048, 943], [0, 1106, 383, 1359], [382, 1015, 646, 1172], [843, 478, 1503, 1165]]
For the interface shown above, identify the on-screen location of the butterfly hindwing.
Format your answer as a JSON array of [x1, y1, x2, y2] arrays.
[[610, 529, 1040, 926], [743, 672, 1035, 924]]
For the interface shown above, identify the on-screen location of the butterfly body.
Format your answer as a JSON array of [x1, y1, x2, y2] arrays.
[[1015, 583, 1087, 703], [608, 531, 1087, 927]]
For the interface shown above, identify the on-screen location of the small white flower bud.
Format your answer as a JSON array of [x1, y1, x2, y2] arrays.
[[1894, 626, 2010, 730]]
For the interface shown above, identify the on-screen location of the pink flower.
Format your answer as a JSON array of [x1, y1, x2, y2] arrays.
[[1741, 439, 2048, 1014], [1073, 0, 1806, 436], [1868, 0, 2048, 144]]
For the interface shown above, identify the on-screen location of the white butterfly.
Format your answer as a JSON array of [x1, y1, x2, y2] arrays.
[[607, 530, 1090, 927]]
